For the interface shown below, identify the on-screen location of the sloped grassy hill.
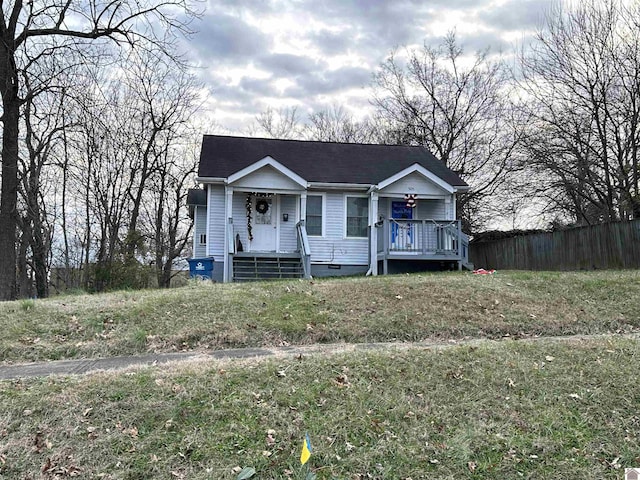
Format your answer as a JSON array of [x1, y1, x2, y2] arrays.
[[0, 270, 638, 363]]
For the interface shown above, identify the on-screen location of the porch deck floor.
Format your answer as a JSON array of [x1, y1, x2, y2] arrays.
[[234, 251, 300, 258], [378, 251, 461, 261]]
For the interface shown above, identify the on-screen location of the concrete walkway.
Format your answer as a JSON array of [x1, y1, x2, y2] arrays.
[[1, 333, 638, 381], [0, 342, 415, 380]]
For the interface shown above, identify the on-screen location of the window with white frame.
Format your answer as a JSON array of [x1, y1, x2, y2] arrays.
[[306, 195, 323, 236], [346, 196, 368, 238], [199, 233, 207, 245]]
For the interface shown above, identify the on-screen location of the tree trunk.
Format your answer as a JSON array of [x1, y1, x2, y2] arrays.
[[0, 42, 20, 301], [16, 220, 31, 298]]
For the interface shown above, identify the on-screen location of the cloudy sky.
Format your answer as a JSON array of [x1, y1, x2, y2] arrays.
[[186, 0, 553, 133]]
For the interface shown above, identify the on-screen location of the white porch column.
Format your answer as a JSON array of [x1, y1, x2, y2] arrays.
[[369, 191, 379, 276], [224, 186, 234, 282], [452, 193, 457, 220], [300, 192, 307, 222]]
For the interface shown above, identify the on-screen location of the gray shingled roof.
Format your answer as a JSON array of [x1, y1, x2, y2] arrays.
[[198, 135, 468, 187]]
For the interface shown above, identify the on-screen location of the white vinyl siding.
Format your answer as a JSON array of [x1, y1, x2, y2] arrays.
[[279, 195, 298, 251], [193, 206, 208, 258], [378, 197, 389, 220], [417, 199, 447, 219], [206, 185, 226, 262], [378, 171, 451, 197], [232, 193, 250, 250], [379, 197, 449, 221], [306, 195, 324, 236], [308, 192, 369, 265], [230, 164, 303, 190], [229, 193, 297, 253]]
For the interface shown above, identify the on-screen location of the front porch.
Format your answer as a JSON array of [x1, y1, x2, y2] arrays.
[[225, 210, 312, 281], [215, 158, 471, 281], [219, 187, 471, 281], [376, 219, 471, 272]]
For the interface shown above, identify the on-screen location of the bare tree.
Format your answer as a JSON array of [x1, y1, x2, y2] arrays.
[[517, 0, 640, 225], [0, 0, 197, 300], [251, 104, 391, 144], [373, 33, 522, 231], [18, 82, 67, 298], [120, 50, 200, 260], [250, 106, 303, 139], [41, 51, 200, 293], [305, 105, 383, 143], [144, 142, 197, 288]]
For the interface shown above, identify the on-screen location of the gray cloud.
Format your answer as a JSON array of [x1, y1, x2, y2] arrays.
[[284, 65, 372, 96], [190, 12, 271, 62], [478, 0, 552, 31], [209, 82, 254, 107], [194, 0, 549, 131], [238, 76, 280, 97], [255, 53, 326, 77], [310, 29, 351, 55]]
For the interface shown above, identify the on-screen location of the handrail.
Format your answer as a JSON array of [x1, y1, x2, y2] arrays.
[[460, 231, 470, 265], [385, 218, 464, 256], [226, 218, 235, 282], [439, 221, 462, 256], [227, 219, 235, 254], [296, 220, 312, 279]]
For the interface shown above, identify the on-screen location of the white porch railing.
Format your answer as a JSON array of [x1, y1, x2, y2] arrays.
[[377, 219, 469, 265], [296, 220, 312, 279]]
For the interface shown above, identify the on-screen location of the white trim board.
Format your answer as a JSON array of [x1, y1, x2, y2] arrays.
[[377, 163, 455, 194], [227, 156, 307, 188]]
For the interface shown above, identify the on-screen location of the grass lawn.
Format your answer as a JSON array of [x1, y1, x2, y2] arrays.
[[0, 270, 639, 363], [1, 336, 639, 479]]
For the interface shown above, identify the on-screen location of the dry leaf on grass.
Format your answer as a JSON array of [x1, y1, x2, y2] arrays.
[[266, 430, 276, 445]]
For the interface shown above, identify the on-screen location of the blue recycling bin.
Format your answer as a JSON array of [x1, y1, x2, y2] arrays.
[[188, 257, 214, 280]]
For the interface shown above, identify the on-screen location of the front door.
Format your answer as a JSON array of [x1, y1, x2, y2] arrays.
[[251, 196, 277, 251]]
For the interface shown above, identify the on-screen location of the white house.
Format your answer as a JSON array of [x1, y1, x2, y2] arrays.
[[189, 135, 471, 282]]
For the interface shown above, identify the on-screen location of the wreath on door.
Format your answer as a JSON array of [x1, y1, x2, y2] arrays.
[[256, 199, 269, 214]]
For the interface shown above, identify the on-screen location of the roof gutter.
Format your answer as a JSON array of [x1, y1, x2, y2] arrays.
[[195, 176, 226, 184], [307, 182, 371, 191]]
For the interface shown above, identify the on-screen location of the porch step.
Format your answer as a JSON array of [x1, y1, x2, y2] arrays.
[[233, 254, 304, 282]]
